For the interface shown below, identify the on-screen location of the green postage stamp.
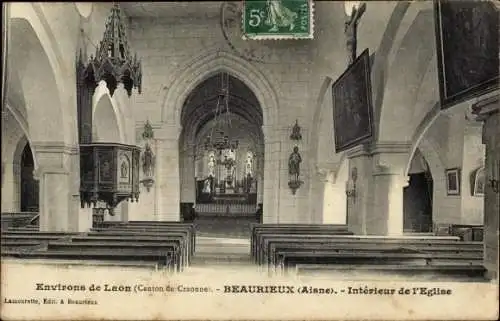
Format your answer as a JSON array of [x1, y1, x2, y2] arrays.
[[243, 0, 314, 40]]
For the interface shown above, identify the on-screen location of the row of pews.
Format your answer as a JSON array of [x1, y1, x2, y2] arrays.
[[1, 221, 196, 272], [250, 224, 486, 279], [1, 212, 38, 230]]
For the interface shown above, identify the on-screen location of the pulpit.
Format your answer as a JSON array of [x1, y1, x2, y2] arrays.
[[75, 4, 143, 226], [80, 143, 141, 209]]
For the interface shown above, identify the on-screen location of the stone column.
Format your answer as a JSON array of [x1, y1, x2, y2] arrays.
[[256, 151, 264, 205], [472, 94, 499, 280], [368, 144, 410, 235], [180, 145, 196, 203], [262, 125, 281, 223], [155, 123, 182, 221], [310, 167, 327, 224], [1, 162, 21, 212], [33, 143, 82, 232], [346, 146, 371, 234]]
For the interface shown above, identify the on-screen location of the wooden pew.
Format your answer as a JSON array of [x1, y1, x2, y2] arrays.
[[250, 224, 351, 261], [7, 226, 39, 232], [86, 231, 191, 266], [253, 232, 484, 278], [254, 233, 433, 265], [450, 224, 484, 241], [1, 226, 191, 272], [68, 235, 190, 269], [295, 264, 487, 278], [1, 248, 174, 271], [2, 231, 81, 236], [256, 234, 464, 265], [1, 212, 38, 230], [1, 235, 75, 242], [96, 222, 196, 253], [46, 241, 183, 271], [277, 249, 483, 274], [267, 240, 483, 267], [89, 229, 192, 254]]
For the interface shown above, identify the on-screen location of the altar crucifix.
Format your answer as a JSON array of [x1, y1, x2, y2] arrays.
[[344, 1, 366, 65]]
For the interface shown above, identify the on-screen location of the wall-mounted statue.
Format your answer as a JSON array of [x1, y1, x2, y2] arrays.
[[140, 120, 155, 192], [142, 120, 154, 140], [290, 119, 302, 140], [142, 143, 155, 178], [288, 146, 303, 194]]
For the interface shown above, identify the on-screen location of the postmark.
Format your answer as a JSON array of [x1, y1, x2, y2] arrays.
[[243, 0, 314, 40]]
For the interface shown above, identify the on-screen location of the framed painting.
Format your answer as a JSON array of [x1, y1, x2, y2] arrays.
[[446, 167, 461, 196], [332, 48, 374, 153], [434, 1, 499, 109]]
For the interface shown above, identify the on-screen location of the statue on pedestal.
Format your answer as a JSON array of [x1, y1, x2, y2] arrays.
[[288, 146, 302, 182], [288, 146, 303, 195], [142, 143, 155, 177]]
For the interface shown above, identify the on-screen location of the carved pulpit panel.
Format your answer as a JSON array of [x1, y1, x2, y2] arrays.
[[80, 143, 141, 209]]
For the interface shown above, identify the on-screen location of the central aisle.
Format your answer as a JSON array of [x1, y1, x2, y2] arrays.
[[191, 235, 253, 267]]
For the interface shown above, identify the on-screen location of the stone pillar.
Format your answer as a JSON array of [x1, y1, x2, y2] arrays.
[[1, 162, 20, 212], [310, 168, 327, 224], [256, 152, 264, 205], [346, 146, 371, 234], [155, 123, 181, 221], [323, 170, 348, 225], [369, 145, 410, 235], [33, 143, 83, 232], [262, 125, 281, 223], [180, 146, 196, 203], [472, 94, 499, 280]]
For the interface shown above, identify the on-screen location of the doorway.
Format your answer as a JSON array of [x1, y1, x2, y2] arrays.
[[20, 143, 39, 212]]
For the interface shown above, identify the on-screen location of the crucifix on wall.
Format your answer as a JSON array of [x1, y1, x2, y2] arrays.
[[344, 1, 366, 66]]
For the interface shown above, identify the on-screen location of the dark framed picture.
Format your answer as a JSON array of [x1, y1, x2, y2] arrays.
[[434, 1, 499, 109], [332, 49, 374, 153], [446, 167, 461, 196]]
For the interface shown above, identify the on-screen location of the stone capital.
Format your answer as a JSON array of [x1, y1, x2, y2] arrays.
[[31, 142, 78, 172], [472, 92, 499, 122], [346, 144, 371, 159]]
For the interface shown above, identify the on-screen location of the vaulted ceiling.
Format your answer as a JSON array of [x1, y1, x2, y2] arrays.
[[180, 73, 263, 137]]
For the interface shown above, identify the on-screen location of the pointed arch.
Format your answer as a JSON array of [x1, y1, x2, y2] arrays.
[[9, 4, 72, 145], [162, 50, 279, 140]]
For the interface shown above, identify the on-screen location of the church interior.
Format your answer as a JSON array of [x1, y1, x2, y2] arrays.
[[1, 1, 499, 287]]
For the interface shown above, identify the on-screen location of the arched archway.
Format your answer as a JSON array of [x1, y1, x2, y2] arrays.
[[20, 143, 39, 212], [162, 50, 281, 223], [404, 148, 433, 233], [178, 72, 264, 232], [377, 9, 436, 143], [7, 7, 80, 231], [1, 106, 31, 212], [9, 16, 69, 148]]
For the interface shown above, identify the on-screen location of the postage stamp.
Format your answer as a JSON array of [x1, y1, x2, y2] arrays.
[[243, 0, 314, 40]]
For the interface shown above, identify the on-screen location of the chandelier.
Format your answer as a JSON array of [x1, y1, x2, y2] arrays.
[[204, 73, 239, 152], [83, 3, 142, 97]]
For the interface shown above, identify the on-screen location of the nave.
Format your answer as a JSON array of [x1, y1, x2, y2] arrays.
[[1, 6, 498, 319]]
